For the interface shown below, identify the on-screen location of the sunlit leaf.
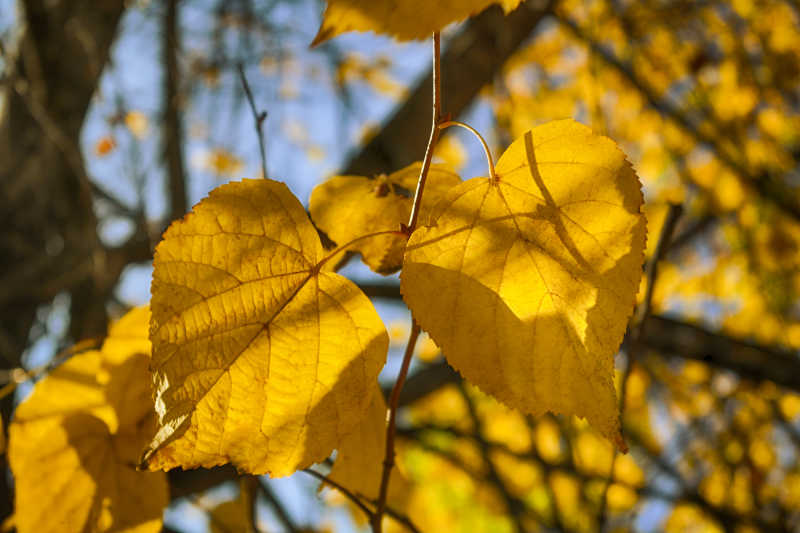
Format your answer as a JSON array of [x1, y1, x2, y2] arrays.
[[402, 120, 646, 449], [141, 179, 388, 476], [8, 307, 167, 533], [310, 163, 460, 274], [312, 0, 524, 44]]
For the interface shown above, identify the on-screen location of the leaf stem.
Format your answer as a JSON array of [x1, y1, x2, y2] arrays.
[[316, 230, 404, 271], [0, 338, 100, 401], [372, 321, 421, 533], [438, 120, 496, 181], [406, 32, 442, 234]]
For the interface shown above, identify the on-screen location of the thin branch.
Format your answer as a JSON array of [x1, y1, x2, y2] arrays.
[[631, 202, 684, 343], [301, 468, 373, 520], [302, 468, 421, 533], [0, 337, 100, 400], [163, 0, 188, 218], [365, 500, 422, 533], [255, 477, 298, 533], [458, 384, 527, 533], [237, 63, 268, 179], [240, 476, 258, 533], [373, 322, 421, 532], [599, 203, 682, 528], [406, 32, 442, 234]]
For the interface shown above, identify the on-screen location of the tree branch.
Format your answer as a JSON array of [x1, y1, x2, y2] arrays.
[[163, 0, 188, 219]]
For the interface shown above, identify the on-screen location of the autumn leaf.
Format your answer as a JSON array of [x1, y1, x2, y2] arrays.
[[8, 307, 168, 533], [309, 163, 460, 274], [401, 120, 646, 449], [141, 178, 388, 476], [199, 147, 244, 177], [124, 111, 149, 139], [312, 0, 524, 45], [95, 135, 116, 157], [327, 386, 409, 509]]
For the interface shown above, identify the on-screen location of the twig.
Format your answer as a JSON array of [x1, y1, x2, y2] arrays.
[[164, 0, 188, 218], [301, 468, 373, 520], [405, 32, 442, 234], [255, 477, 298, 533], [598, 202, 682, 529], [373, 322, 421, 532], [458, 384, 527, 533], [631, 203, 684, 342], [0, 337, 100, 400], [364, 498, 422, 533], [237, 63, 268, 180], [240, 476, 258, 533], [303, 469, 421, 533]]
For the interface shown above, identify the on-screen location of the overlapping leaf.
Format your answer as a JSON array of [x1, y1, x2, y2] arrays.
[[401, 120, 646, 449], [327, 386, 409, 508], [312, 0, 524, 44], [141, 179, 388, 476], [8, 307, 168, 533], [309, 163, 461, 274]]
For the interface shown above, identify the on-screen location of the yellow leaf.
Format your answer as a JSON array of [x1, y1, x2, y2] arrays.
[[203, 148, 244, 177], [664, 504, 723, 533], [401, 120, 646, 450], [95, 135, 116, 157], [124, 111, 149, 139], [208, 497, 250, 533], [327, 386, 409, 508], [309, 163, 460, 274], [312, 0, 524, 44], [9, 307, 167, 533], [141, 178, 388, 476]]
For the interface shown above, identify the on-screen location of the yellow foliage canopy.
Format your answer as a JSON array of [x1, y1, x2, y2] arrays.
[[141, 179, 388, 476], [312, 0, 524, 44], [8, 307, 168, 533], [309, 163, 460, 274], [401, 120, 646, 449]]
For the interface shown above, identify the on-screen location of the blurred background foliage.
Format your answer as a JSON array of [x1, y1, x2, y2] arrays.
[[1, 0, 800, 531]]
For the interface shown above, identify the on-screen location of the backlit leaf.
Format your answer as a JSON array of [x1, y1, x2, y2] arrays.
[[309, 163, 460, 274], [8, 307, 167, 533], [327, 386, 409, 507], [401, 120, 645, 449], [312, 0, 524, 45], [141, 178, 388, 476], [208, 496, 251, 533]]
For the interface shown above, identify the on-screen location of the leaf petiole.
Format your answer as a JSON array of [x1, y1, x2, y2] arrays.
[[438, 120, 496, 181], [315, 229, 405, 271]]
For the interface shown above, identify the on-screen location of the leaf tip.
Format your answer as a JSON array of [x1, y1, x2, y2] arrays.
[[310, 24, 334, 47]]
